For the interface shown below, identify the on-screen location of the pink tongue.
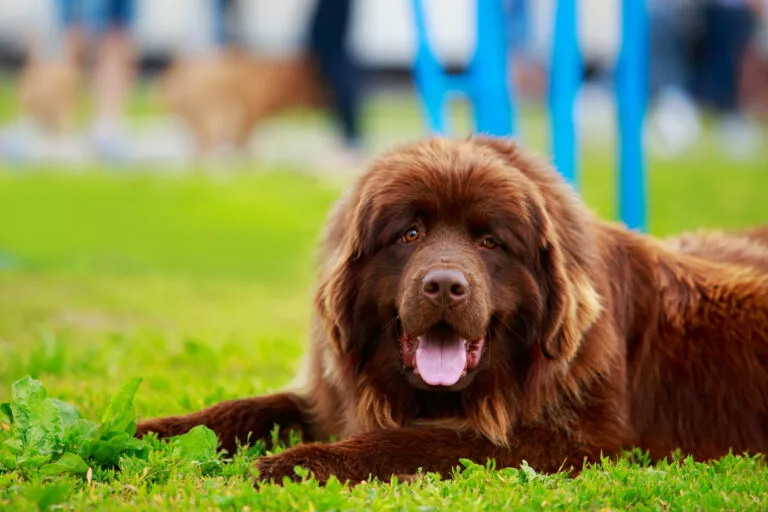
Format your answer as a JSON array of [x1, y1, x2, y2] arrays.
[[415, 329, 467, 386]]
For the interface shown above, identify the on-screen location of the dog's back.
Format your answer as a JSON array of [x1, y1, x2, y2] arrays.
[[665, 227, 768, 272]]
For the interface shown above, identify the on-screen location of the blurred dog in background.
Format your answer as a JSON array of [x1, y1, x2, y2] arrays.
[[17, 48, 81, 134], [158, 49, 326, 157]]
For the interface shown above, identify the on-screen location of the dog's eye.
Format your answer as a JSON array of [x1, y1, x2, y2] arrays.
[[402, 228, 420, 243], [481, 237, 501, 249]]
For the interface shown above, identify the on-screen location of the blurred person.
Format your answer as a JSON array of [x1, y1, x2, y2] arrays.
[[646, 0, 703, 158], [183, 0, 233, 57], [505, 0, 546, 102], [696, 0, 764, 159], [58, 0, 137, 161], [0, 0, 81, 163], [740, 0, 768, 118], [306, 0, 366, 171]]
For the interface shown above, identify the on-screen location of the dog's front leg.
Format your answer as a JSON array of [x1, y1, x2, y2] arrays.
[[136, 392, 311, 454], [256, 425, 603, 484]]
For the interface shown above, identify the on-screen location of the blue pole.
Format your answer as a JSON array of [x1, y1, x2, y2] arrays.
[[616, 0, 649, 231], [412, 0, 449, 134], [549, 0, 581, 187], [470, 0, 515, 136]]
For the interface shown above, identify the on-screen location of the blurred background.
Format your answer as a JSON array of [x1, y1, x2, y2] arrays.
[[0, 0, 766, 167], [0, 0, 766, 412]]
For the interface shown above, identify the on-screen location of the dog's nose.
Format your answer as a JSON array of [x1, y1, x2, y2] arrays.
[[422, 268, 469, 305]]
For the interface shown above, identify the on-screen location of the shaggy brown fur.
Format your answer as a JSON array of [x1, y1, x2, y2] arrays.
[[137, 137, 768, 484]]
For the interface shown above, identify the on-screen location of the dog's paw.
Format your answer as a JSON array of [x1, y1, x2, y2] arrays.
[[255, 445, 348, 485], [134, 418, 188, 440]]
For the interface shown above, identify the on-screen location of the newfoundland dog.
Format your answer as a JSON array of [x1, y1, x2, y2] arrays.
[[137, 137, 768, 483]]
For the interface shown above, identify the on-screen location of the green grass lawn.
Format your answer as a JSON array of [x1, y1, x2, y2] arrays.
[[1, 98, 768, 508]]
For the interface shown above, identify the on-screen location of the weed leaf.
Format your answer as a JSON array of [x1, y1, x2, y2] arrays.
[[63, 419, 99, 458], [10, 377, 63, 465], [100, 377, 142, 435], [0, 449, 17, 470], [23, 479, 74, 510], [0, 402, 12, 424], [90, 431, 145, 467], [39, 452, 89, 476], [173, 425, 220, 472], [51, 399, 81, 430]]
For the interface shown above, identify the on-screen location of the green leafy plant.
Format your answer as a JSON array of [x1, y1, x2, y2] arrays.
[[22, 478, 75, 511], [0, 375, 224, 489], [0, 376, 147, 477], [172, 424, 221, 474]]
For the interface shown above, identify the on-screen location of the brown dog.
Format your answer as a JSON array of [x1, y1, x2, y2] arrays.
[[158, 49, 325, 156], [137, 137, 768, 483], [17, 55, 80, 133]]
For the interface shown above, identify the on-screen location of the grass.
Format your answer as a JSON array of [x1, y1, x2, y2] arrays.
[[1, 88, 768, 509]]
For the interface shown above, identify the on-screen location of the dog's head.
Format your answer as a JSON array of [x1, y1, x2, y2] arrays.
[[316, 137, 602, 394]]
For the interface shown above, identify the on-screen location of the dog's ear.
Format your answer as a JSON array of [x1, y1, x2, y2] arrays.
[[472, 136, 602, 362], [314, 190, 368, 355], [536, 221, 602, 362]]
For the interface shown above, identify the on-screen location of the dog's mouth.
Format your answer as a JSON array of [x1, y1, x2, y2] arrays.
[[399, 320, 487, 389]]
